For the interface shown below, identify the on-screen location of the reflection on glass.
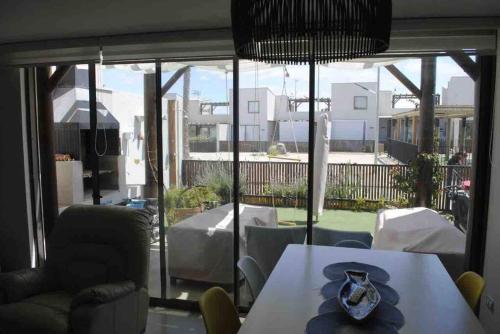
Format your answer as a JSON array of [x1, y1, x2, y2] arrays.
[[158, 61, 234, 301], [52, 65, 95, 210]]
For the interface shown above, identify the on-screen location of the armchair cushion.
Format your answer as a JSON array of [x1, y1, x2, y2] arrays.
[[71, 281, 136, 310], [0, 267, 56, 303], [0, 290, 72, 334]]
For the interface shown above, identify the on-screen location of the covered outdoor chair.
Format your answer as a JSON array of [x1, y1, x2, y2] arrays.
[[237, 256, 266, 302], [334, 239, 370, 249], [245, 225, 306, 278], [0, 205, 151, 334], [312, 226, 373, 248]]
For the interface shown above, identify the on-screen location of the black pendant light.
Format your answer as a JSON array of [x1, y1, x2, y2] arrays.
[[231, 0, 392, 64], [230, 0, 392, 245]]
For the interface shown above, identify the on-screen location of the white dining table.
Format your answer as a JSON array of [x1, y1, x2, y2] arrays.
[[238, 245, 485, 334]]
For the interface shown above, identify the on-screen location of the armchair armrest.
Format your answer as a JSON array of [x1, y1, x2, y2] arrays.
[[71, 281, 136, 310], [0, 267, 56, 304]]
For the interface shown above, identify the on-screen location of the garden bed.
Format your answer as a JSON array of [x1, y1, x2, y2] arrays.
[[240, 194, 384, 212]]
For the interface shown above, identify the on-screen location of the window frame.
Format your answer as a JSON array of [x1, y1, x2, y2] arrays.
[[248, 100, 260, 114]]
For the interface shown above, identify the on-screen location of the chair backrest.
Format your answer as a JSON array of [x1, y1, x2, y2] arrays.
[[456, 271, 485, 311], [245, 225, 306, 277], [312, 226, 373, 247], [199, 287, 241, 334], [46, 205, 151, 293], [334, 239, 370, 249], [237, 256, 266, 301]]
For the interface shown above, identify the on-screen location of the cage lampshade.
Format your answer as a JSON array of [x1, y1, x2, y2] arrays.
[[231, 0, 392, 64]]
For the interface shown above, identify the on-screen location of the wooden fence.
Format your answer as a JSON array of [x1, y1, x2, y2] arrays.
[[182, 160, 471, 211]]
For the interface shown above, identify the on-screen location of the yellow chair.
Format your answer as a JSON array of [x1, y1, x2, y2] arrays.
[[199, 287, 241, 334], [456, 271, 485, 311]]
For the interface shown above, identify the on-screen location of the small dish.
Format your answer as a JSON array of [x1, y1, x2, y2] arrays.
[[338, 270, 381, 322]]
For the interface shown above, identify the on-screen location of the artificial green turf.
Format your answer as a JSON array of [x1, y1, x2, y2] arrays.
[[276, 208, 377, 234]]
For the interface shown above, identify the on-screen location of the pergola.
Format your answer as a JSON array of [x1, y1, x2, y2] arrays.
[[392, 105, 474, 148]]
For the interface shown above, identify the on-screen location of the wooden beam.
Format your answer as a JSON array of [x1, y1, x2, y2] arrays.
[[48, 65, 72, 93], [449, 53, 479, 81], [385, 65, 422, 98], [161, 66, 190, 97]]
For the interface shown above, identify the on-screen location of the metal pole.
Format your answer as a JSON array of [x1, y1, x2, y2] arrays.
[[306, 60, 315, 245], [374, 67, 380, 164], [88, 64, 100, 205], [155, 61, 167, 299], [232, 57, 240, 306]]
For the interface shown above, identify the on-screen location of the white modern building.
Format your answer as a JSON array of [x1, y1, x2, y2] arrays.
[[187, 82, 398, 152]]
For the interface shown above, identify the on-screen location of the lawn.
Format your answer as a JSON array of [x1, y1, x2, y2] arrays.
[[276, 208, 377, 234]]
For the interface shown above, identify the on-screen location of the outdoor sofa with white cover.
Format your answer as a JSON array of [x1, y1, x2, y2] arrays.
[[167, 203, 277, 285], [373, 207, 466, 280]]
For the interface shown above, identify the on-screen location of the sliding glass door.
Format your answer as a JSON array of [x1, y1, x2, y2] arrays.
[[37, 52, 488, 309], [158, 60, 235, 301]]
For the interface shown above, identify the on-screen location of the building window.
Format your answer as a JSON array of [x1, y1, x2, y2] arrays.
[[248, 101, 260, 113], [353, 96, 368, 110]]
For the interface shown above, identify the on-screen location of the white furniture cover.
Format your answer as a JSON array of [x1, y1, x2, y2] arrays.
[[167, 203, 277, 284], [373, 207, 466, 254], [312, 112, 331, 216]]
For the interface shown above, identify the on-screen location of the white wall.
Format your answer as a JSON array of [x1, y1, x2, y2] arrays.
[[230, 88, 274, 141], [331, 120, 366, 141], [480, 32, 500, 334], [442, 76, 475, 105], [331, 82, 378, 141], [279, 121, 309, 142]]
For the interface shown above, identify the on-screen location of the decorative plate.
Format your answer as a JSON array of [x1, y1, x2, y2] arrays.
[[321, 279, 400, 306], [338, 270, 381, 322]]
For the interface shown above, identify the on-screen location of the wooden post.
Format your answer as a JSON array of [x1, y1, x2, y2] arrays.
[[459, 117, 466, 152], [445, 118, 452, 161], [168, 100, 177, 187], [36, 67, 59, 236], [182, 68, 191, 159], [412, 116, 418, 145], [416, 57, 436, 207], [144, 73, 157, 198]]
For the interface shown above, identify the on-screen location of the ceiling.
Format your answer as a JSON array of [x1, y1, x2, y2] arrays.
[[0, 0, 499, 45]]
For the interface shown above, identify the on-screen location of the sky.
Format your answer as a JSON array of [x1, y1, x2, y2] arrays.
[[101, 57, 469, 109]]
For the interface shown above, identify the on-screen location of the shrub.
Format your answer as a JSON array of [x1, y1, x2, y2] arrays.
[[353, 197, 367, 211], [262, 177, 308, 199], [194, 165, 247, 204], [390, 153, 444, 207]]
